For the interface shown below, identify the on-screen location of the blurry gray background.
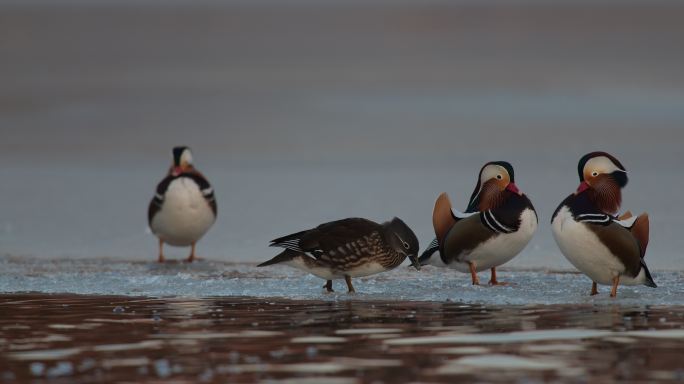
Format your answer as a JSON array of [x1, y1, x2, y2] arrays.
[[1, 0, 682, 269]]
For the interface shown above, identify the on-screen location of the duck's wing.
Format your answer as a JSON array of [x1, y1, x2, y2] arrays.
[[584, 218, 643, 277], [441, 213, 499, 264], [147, 175, 174, 225], [184, 170, 217, 216], [270, 218, 382, 260]]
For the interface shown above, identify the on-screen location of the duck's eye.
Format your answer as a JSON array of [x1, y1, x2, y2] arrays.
[[403, 241, 410, 249], [591, 171, 599, 177], [496, 174, 503, 180]]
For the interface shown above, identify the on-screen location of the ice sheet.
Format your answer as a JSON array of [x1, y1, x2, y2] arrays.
[[0, 257, 681, 305]]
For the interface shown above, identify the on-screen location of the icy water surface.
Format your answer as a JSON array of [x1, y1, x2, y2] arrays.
[[3, 257, 684, 382], [2, 294, 684, 383], [1, 257, 683, 305]]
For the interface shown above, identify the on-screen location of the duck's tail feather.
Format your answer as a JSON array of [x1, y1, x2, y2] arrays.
[[257, 249, 301, 267], [641, 260, 657, 288], [433, 193, 456, 243], [631, 213, 649, 259], [418, 238, 440, 265]]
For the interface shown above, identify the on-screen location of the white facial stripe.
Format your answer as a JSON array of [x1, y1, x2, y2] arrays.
[[480, 164, 508, 184], [585, 156, 621, 176], [394, 233, 410, 250], [471, 164, 509, 203], [180, 149, 193, 166]]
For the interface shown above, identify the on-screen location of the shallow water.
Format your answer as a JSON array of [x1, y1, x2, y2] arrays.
[[2, 294, 684, 383]]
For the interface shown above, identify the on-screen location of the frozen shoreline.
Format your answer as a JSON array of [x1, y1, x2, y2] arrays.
[[1, 256, 681, 306]]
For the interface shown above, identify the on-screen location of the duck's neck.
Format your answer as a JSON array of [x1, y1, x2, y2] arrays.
[[584, 186, 622, 215]]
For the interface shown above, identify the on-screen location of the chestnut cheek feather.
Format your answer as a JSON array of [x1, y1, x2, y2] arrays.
[[478, 180, 505, 211], [589, 177, 622, 214]]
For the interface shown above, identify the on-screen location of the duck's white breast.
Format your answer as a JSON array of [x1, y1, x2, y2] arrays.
[[150, 177, 215, 246], [551, 206, 642, 285], [451, 208, 538, 272]]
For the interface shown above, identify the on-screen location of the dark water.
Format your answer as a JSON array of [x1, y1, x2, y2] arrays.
[[2, 294, 684, 383]]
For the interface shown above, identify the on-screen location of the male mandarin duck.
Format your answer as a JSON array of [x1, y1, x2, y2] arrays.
[[420, 161, 537, 285], [148, 146, 216, 263], [551, 152, 655, 297]]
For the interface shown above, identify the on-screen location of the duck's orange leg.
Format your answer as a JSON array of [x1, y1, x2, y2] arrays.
[[488, 267, 510, 286], [186, 242, 196, 263], [468, 261, 480, 285], [610, 276, 620, 298], [590, 281, 599, 296], [158, 238, 165, 263]]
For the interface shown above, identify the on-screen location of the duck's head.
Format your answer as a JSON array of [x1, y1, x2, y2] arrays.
[[467, 161, 521, 212], [385, 217, 421, 271], [576, 151, 627, 214], [171, 146, 194, 176]]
